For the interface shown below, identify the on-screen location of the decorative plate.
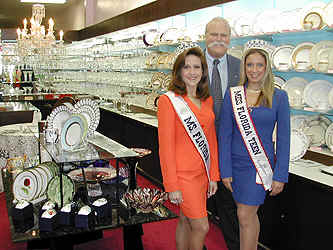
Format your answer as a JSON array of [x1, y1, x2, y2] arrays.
[[47, 174, 74, 207], [310, 40, 333, 73], [273, 75, 286, 89], [251, 9, 282, 34], [272, 45, 295, 71], [325, 122, 333, 150], [228, 45, 243, 60], [29, 168, 44, 199], [151, 72, 166, 90], [47, 105, 73, 135], [328, 87, 333, 109], [323, 1, 333, 26], [290, 129, 309, 162], [290, 115, 308, 130], [143, 30, 160, 46], [300, 2, 326, 30], [234, 15, 254, 36], [303, 122, 326, 146], [13, 170, 38, 202], [60, 114, 88, 151], [74, 99, 100, 137], [162, 74, 172, 90], [282, 77, 308, 108], [68, 167, 116, 183], [290, 42, 315, 72], [160, 28, 180, 44], [303, 79, 333, 111]]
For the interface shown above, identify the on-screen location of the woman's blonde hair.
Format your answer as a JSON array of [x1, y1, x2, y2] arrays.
[[239, 48, 275, 108]]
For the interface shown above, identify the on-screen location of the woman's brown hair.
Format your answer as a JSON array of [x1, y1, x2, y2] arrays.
[[168, 47, 210, 100]]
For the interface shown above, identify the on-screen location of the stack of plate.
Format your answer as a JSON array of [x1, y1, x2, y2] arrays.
[[290, 42, 315, 72], [303, 79, 333, 111], [310, 40, 333, 73], [282, 77, 309, 108], [13, 162, 59, 203], [272, 45, 295, 71], [46, 98, 100, 151], [302, 115, 331, 146], [290, 129, 310, 162]]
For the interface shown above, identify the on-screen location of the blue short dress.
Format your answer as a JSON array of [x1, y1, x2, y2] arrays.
[[218, 86, 290, 205]]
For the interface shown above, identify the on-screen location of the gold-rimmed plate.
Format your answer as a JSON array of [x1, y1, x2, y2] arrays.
[[272, 45, 295, 71], [290, 42, 315, 72], [311, 40, 333, 73]]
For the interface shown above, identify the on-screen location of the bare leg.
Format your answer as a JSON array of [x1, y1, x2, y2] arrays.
[[236, 203, 260, 250], [176, 210, 191, 250], [188, 216, 209, 250]]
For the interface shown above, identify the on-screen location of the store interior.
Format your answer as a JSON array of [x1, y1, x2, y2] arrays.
[[1, 0, 333, 249]]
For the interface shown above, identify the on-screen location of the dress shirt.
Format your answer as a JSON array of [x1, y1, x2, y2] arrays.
[[206, 50, 228, 98]]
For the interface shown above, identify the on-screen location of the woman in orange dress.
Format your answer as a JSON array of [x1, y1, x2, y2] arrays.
[[158, 46, 220, 250]]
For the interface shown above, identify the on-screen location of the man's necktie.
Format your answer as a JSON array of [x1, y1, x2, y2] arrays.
[[212, 59, 223, 119]]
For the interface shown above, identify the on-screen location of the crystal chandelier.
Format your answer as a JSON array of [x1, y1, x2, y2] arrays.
[[16, 4, 64, 55]]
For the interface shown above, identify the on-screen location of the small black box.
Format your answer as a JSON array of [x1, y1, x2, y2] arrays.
[[39, 209, 58, 232], [92, 199, 112, 225], [75, 206, 95, 229], [11, 201, 34, 233]]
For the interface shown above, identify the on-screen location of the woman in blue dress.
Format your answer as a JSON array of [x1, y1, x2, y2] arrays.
[[218, 40, 290, 250]]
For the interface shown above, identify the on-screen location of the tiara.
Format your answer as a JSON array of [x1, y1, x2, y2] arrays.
[[243, 39, 275, 58], [174, 41, 201, 59]]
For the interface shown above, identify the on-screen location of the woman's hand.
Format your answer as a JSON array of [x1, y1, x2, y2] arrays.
[[208, 181, 218, 198], [168, 190, 183, 205], [222, 177, 233, 192], [270, 181, 285, 196]]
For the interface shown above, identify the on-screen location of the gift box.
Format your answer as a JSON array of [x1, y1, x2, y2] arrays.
[[58, 203, 78, 227], [75, 206, 95, 229], [39, 209, 58, 232], [11, 200, 34, 233], [91, 198, 112, 225]]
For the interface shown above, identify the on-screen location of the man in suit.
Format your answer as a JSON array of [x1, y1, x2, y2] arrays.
[[205, 17, 241, 250]]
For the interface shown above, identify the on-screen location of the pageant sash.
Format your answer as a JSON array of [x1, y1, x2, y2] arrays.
[[230, 86, 273, 191], [165, 91, 211, 182]]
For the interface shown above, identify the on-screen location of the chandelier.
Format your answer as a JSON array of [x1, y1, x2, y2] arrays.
[[16, 4, 64, 55]]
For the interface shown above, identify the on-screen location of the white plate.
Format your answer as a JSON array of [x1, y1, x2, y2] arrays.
[[303, 123, 326, 146], [234, 15, 254, 36], [13, 170, 38, 201], [251, 9, 282, 34], [299, 1, 326, 29], [323, 1, 333, 26], [74, 99, 100, 137], [282, 77, 309, 108], [290, 115, 308, 130], [228, 45, 243, 60], [290, 129, 309, 162], [272, 45, 295, 71], [311, 40, 333, 73], [325, 123, 333, 150], [303, 79, 333, 111], [273, 75, 286, 89], [328, 87, 333, 109], [290, 42, 315, 72], [60, 114, 88, 151], [47, 105, 73, 135]]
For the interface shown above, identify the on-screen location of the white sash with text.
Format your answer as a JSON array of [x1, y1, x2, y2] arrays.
[[230, 86, 273, 191], [165, 91, 211, 182]]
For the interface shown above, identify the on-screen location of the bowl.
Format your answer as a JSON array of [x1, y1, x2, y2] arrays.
[[124, 187, 168, 213]]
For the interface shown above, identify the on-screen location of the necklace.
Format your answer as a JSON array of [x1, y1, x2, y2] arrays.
[[246, 88, 261, 94]]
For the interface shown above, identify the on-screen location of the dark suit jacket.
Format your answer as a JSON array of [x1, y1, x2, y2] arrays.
[[206, 53, 241, 131]]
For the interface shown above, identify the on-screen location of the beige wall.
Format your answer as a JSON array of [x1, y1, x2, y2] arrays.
[[86, 0, 157, 27]]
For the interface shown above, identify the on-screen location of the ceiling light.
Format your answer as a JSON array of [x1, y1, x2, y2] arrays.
[[20, 0, 67, 4]]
